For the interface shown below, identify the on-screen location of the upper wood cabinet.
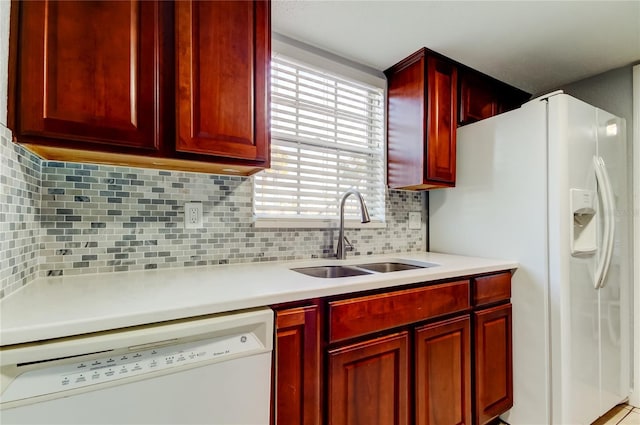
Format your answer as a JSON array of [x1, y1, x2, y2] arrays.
[[9, 0, 270, 176], [459, 68, 530, 126], [384, 48, 530, 190], [385, 48, 458, 190], [459, 69, 497, 125], [175, 0, 269, 163], [11, 0, 161, 151]]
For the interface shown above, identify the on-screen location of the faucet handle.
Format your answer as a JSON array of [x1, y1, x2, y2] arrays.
[[343, 236, 355, 252]]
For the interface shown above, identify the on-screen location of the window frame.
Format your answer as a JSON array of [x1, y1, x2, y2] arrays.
[[253, 35, 387, 229]]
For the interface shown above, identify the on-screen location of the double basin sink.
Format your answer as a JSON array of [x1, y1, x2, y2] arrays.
[[291, 260, 438, 278]]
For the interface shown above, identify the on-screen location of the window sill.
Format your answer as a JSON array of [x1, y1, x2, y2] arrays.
[[253, 218, 386, 230]]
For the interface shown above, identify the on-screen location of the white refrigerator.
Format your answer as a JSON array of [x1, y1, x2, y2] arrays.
[[429, 92, 631, 425]]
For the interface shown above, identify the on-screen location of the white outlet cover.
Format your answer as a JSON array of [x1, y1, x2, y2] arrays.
[[184, 202, 203, 229], [409, 211, 421, 230]]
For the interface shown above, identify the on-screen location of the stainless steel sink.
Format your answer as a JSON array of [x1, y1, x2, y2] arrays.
[[354, 262, 427, 273], [291, 260, 438, 278], [291, 265, 372, 278]]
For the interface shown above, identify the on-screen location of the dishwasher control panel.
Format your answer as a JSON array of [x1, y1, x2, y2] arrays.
[[2, 331, 263, 404]]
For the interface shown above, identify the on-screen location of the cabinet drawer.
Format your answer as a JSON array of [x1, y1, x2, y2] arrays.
[[472, 272, 511, 306], [328, 280, 470, 343]]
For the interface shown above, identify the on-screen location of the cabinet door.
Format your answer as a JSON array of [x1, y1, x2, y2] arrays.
[[459, 69, 530, 127], [175, 0, 269, 163], [497, 86, 530, 115], [425, 55, 457, 184], [14, 0, 160, 150], [274, 305, 321, 425], [385, 49, 457, 190], [459, 71, 498, 126], [328, 332, 410, 425], [415, 316, 472, 425], [474, 304, 513, 425]]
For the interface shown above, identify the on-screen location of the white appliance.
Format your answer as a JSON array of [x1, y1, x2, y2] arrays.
[[430, 92, 631, 424], [0, 307, 274, 424]]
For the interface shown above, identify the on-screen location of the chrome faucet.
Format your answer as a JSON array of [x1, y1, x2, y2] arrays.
[[336, 189, 371, 260]]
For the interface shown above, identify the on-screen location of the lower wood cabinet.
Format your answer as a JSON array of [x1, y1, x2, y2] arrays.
[[415, 316, 472, 425], [474, 303, 513, 425], [328, 332, 410, 425], [272, 271, 513, 425], [274, 304, 321, 425]]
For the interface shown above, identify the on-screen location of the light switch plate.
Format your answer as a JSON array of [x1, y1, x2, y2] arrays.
[[184, 202, 203, 229], [409, 211, 421, 230]]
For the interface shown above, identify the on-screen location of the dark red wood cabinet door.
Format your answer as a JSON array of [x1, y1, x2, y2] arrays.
[[425, 55, 457, 184], [474, 304, 513, 425], [274, 305, 321, 425], [175, 0, 269, 163], [415, 316, 472, 425], [15, 0, 160, 150], [328, 332, 410, 425], [459, 70, 498, 126]]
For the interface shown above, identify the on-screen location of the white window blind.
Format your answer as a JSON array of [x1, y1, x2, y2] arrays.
[[254, 55, 385, 224]]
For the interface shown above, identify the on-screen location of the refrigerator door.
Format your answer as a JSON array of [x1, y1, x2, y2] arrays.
[[547, 94, 600, 425], [594, 109, 631, 416], [430, 100, 550, 424]]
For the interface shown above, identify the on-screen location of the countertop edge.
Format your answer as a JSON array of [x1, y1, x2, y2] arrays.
[[0, 253, 518, 347]]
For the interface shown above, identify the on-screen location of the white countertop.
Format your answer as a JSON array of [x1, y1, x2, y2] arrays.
[[0, 252, 517, 346]]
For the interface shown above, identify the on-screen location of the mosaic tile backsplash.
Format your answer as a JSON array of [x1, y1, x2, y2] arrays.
[[0, 124, 41, 298], [1, 127, 425, 298], [39, 163, 425, 277]]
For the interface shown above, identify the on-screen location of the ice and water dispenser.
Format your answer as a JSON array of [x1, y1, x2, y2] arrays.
[[570, 188, 597, 256]]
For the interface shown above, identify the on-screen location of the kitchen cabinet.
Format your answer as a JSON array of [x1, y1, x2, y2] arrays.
[[328, 332, 410, 425], [385, 48, 458, 190], [327, 280, 469, 425], [273, 303, 322, 425], [384, 48, 530, 190], [272, 271, 513, 425], [474, 304, 513, 425], [415, 316, 472, 425], [9, 0, 162, 152], [472, 272, 513, 425], [175, 0, 269, 164], [8, 0, 270, 176], [459, 68, 530, 126]]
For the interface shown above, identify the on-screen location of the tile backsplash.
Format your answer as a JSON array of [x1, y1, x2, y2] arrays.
[[0, 124, 41, 298], [1, 129, 425, 298], [39, 162, 425, 277]]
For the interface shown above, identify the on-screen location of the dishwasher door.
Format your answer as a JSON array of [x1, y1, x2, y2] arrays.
[[0, 307, 274, 425]]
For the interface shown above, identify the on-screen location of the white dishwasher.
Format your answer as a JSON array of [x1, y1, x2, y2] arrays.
[[0, 307, 273, 425]]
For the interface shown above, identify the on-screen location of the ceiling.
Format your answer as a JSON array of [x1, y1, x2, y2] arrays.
[[272, 0, 640, 95]]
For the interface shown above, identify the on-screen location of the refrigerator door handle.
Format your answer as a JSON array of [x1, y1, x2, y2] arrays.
[[598, 156, 616, 289], [592, 156, 616, 289]]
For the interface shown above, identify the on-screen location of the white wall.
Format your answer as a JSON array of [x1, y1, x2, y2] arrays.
[[0, 0, 10, 126], [561, 65, 634, 129]]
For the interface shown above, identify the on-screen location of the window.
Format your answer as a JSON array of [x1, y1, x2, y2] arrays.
[[254, 53, 385, 227]]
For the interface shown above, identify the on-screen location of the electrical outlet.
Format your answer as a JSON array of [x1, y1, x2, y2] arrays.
[[184, 202, 203, 229], [409, 211, 421, 230]]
